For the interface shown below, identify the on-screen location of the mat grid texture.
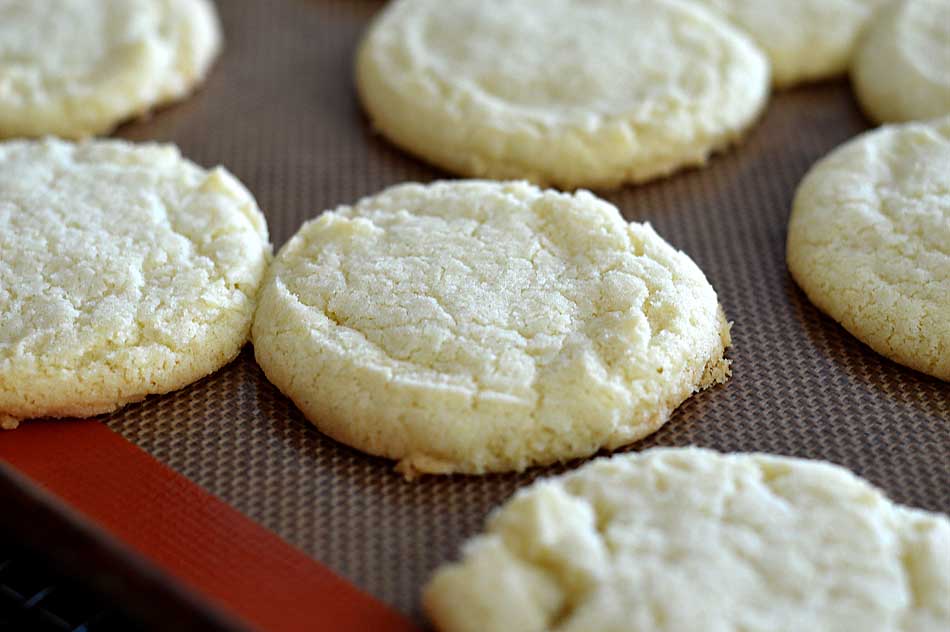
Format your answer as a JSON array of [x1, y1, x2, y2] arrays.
[[100, 0, 950, 620]]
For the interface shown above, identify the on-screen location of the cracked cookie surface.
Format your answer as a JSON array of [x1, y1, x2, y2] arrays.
[[252, 181, 731, 475], [425, 447, 950, 632], [355, 0, 769, 189], [787, 116, 950, 380], [0, 0, 221, 139], [0, 138, 271, 429]]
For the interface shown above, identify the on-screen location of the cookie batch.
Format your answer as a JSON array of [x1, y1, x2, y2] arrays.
[[1, 1, 948, 630]]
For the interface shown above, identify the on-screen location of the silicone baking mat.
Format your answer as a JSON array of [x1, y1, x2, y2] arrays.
[[107, 0, 948, 620]]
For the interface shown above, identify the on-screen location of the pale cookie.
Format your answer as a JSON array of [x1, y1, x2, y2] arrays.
[[0, 138, 271, 429], [787, 116, 950, 380], [425, 447, 950, 632], [355, 0, 769, 189], [0, 0, 222, 139], [852, 0, 950, 123], [252, 181, 731, 476], [694, 0, 888, 88]]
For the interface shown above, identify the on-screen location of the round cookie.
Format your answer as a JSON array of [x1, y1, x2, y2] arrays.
[[693, 0, 888, 88], [0, 138, 271, 429], [424, 447, 950, 632], [0, 0, 221, 139], [252, 181, 731, 476], [355, 0, 769, 189], [787, 117, 950, 380], [852, 0, 950, 124]]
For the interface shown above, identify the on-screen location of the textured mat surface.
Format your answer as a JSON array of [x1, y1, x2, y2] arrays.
[[106, 0, 949, 619]]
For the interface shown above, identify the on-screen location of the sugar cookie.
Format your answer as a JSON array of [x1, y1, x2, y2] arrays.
[[0, 138, 270, 429], [852, 0, 950, 123], [356, 0, 769, 189], [787, 117, 950, 380], [694, 0, 888, 88], [425, 448, 950, 632], [0, 0, 221, 139], [252, 181, 731, 475]]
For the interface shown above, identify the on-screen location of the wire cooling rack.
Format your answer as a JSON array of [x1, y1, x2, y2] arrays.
[[0, 543, 142, 632], [0, 463, 246, 632]]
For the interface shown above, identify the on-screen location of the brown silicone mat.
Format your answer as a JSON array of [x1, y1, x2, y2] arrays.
[[106, 0, 949, 621]]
